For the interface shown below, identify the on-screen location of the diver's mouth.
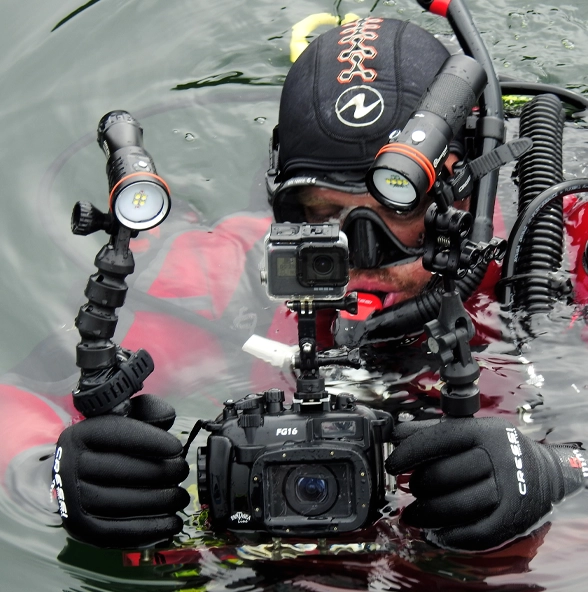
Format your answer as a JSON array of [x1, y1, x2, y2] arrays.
[[368, 290, 401, 309], [347, 274, 400, 298], [347, 257, 432, 308], [347, 288, 399, 310], [382, 292, 401, 308]]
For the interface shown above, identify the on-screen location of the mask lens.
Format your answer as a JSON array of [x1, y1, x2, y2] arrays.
[[341, 207, 424, 269], [270, 174, 368, 223]]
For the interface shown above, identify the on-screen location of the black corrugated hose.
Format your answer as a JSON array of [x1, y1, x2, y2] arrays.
[[511, 94, 566, 313], [356, 266, 485, 344]]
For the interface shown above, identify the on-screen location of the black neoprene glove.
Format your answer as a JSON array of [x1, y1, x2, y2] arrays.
[[385, 416, 586, 551], [52, 394, 190, 548]]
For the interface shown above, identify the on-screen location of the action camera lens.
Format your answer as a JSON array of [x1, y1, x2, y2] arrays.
[[296, 476, 328, 503], [313, 255, 334, 275]]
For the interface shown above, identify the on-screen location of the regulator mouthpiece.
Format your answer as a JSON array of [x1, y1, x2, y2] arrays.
[[97, 110, 171, 230], [366, 54, 487, 211]]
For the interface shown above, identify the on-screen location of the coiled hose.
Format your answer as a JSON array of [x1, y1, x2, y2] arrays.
[[501, 180, 588, 292], [510, 94, 565, 313]]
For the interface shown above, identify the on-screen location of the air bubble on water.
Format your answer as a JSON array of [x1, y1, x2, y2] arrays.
[[185, 133, 196, 142], [254, 117, 266, 124], [508, 12, 528, 28], [562, 39, 575, 50]]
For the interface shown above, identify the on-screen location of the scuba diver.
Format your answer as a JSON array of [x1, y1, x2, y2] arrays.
[[51, 14, 588, 553], [2, 8, 588, 554]]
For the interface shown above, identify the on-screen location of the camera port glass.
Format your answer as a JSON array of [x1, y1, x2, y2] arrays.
[[285, 465, 338, 516], [296, 477, 327, 503], [298, 244, 348, 287], [312, 255, 335, 276]]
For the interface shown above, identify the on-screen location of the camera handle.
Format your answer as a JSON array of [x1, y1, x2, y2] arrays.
[[422, 181, 506, 417], [70, 202, 154, 418], [287, 294, 359, 409]]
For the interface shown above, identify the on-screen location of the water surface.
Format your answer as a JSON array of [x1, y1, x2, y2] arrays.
[[1, 1, 588, 590]]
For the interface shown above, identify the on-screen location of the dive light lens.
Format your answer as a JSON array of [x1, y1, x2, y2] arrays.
[[113, 180, 170, 231], [370, 169, 417, 208]]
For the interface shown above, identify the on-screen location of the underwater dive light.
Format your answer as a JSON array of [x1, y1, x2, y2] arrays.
[[365, 54, 487, 212], [97, 110, 171, 230]]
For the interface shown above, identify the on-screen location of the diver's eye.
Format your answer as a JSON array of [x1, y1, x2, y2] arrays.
[[303, 205, 344, 223]]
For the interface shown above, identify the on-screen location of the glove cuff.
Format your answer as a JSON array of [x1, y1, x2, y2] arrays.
[[541, 444, 587, 502]]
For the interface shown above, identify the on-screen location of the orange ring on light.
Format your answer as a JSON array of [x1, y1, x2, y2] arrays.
[[374, 144, 437, 192], [109, 172, 170, 210]]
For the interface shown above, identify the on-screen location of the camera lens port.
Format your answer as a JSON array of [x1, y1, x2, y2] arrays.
[[285, 465, 337, 516], [296, 476, 328, 503], [313, 255, 334, 275]]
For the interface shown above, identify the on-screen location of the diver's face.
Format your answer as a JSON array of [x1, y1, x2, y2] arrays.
[[298, 156, 467, 308], [300, 188, 432, 307]]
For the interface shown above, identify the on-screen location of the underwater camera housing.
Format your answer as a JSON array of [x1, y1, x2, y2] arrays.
[[261, 222, 349, 300], [196, 388, 392, 536]]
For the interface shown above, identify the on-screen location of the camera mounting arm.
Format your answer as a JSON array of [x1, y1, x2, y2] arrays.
[[422, 181, 506, 416], [287, 294, 359, 408], [71, 208, 154, 418], [419, 140, 530, 415]]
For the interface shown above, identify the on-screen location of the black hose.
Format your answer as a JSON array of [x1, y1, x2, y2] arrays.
[[359, 264, 485, 344], [446, 0, 504, 244], [509, 94, 565, 313], [500, 180, 588, 307]]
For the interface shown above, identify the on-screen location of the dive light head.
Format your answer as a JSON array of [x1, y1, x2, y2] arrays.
[[366, 54, 487, 212], [97, 110, 171, 231]]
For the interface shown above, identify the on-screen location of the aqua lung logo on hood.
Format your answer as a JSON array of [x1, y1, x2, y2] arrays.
[[335, 86, 384, 127]]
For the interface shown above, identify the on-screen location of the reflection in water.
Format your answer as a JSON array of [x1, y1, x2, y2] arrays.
[[57, 518, 551, 591], [51, 0, 102, 32], [173, 72, 285, 91]]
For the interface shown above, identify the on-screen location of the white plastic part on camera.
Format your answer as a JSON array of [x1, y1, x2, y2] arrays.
[[242, 334, 298, 368]]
